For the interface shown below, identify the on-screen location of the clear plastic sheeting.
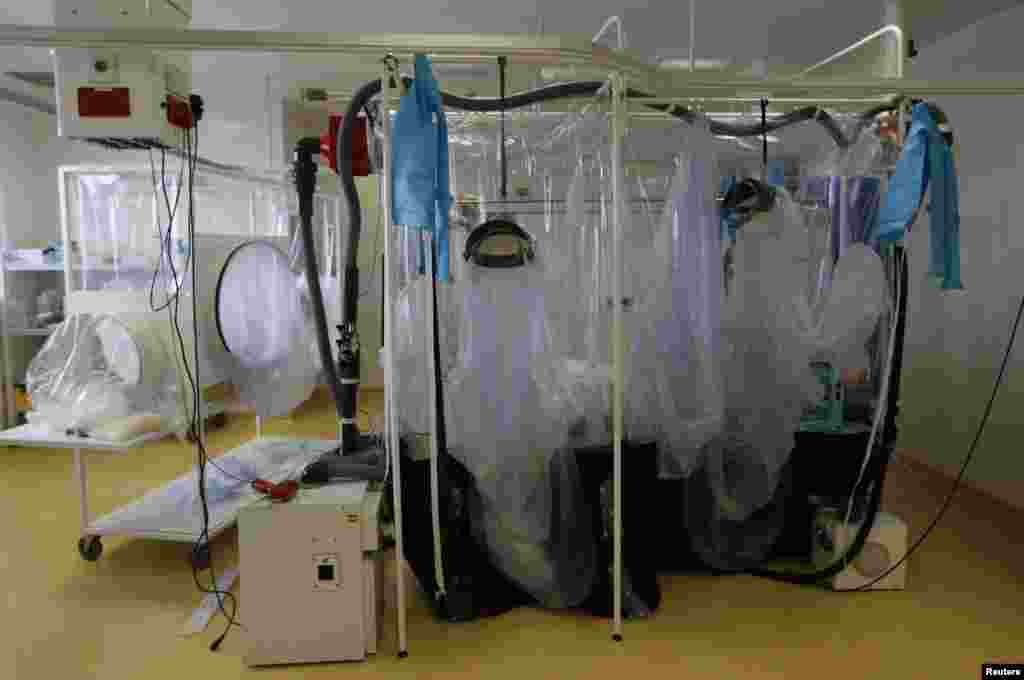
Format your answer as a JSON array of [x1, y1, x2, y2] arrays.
[[623, 123, 725, 479], [214, 240, 320, 418], [714, 193, 821, 514], [801, 124, 893, 262], [681, 187, 890, 570], [26, 313, 182, 436], [803, 243, 888, 373], [805, 122, 892, 181], [441, 251, 598, 609], [391, 228, 460, 438]]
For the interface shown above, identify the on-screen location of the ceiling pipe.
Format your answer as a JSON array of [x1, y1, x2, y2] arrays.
[[689, 0, 696, 74]]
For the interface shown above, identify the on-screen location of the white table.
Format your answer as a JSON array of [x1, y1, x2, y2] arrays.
[[0, 425, 337, 564]]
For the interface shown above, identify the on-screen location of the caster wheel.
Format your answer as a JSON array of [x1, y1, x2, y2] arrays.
[[78, 536, 103, 561], [191, 543, 211, 570]]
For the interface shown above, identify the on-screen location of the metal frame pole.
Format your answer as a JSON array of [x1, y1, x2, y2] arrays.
[[380, 59, 408, 658], [74, 447, 90, 534], [610, 71, 626, 642], [424, 232, 447, 603]]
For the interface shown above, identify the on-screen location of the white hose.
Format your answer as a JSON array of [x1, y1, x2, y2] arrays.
[[840, 245, 903, 551], [592, 15, 625, 50]]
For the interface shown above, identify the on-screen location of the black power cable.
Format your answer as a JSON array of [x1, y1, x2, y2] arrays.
[[761, 97, 768, 174], [148, 145, 187, 313], [149, 100, 243, 651]]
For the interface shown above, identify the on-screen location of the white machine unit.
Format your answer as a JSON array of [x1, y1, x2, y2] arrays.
[[239, 483, 384, 666], [814, 510, 908, 591], [52, 1, 192, 149]]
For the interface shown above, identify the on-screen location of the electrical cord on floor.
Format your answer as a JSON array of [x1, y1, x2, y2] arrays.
[[159, 110, 244, 651], [837, 285, 1024, 591]]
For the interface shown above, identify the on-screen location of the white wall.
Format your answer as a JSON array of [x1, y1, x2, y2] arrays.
[[1, 102, 143, 248], [0, 100, 52, 247], [897, 3, 1024, 509]]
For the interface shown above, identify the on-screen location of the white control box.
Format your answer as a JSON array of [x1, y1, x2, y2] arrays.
[[53, 48, 192, 148], [239, 483, 384, 666], [53, 1, 192, 148]]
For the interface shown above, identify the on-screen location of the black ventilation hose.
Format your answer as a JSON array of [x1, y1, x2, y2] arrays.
[[294, 137, 345, 422]]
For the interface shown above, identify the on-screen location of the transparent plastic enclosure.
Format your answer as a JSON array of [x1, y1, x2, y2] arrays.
[[60, 164, 342, 294], [26, 313, 183, 436]]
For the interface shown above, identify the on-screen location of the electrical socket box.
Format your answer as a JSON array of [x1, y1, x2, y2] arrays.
[[239, 484, 384, 666]]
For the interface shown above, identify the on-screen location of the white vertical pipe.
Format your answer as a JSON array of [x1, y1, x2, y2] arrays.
[[424, 232, 446, 599], [59, 168, 74, 301], [74, 447, 89, 533], [610, 71, 626, 642], [248, 192, 257, 237], [838, 175, 850, 261], [592, 16, 624, 50], [689, 0, 696, 74], [381, 63, 408, 657], [882, 1, 904, 78]]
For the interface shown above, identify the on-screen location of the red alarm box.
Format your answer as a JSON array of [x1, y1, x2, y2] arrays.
[[321, 114, 372, 176]]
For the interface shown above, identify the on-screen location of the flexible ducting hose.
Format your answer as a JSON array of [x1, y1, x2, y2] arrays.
[[294, 138, 345, 420]]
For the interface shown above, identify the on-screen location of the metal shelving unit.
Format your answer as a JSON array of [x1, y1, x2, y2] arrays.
[[0, 254, 65, 429]]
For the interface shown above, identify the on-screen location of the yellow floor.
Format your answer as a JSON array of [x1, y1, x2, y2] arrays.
[[3, 391, 1023, 679]]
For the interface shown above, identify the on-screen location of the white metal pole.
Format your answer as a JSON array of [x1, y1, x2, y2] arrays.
[[424, 231, 446, 601], [59, 168, 73, 304], [381, 61, 408, 658], [838, 175, 850, 261], [610, 71, 626, 642], [689, 0, 696, 74], [881, 1, 905, 79], [74, 447, 90, 533], [248, 192, 257, 237]]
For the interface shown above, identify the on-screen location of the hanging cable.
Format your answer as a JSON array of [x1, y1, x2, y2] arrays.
[[760, 97, 768, 178], [498, 56, 508, 204]]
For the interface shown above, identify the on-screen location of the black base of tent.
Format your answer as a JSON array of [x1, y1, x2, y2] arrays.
[[397, 429, 878, 621]]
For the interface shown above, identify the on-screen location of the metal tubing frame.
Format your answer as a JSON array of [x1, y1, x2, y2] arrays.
[[610, 71, 626, 641], [0, 24, 654, 74], [380, 62, 408, 657], [6, 23, 1024, 98], [75, 447, 90, 534], [797, 24, 905, 79]]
